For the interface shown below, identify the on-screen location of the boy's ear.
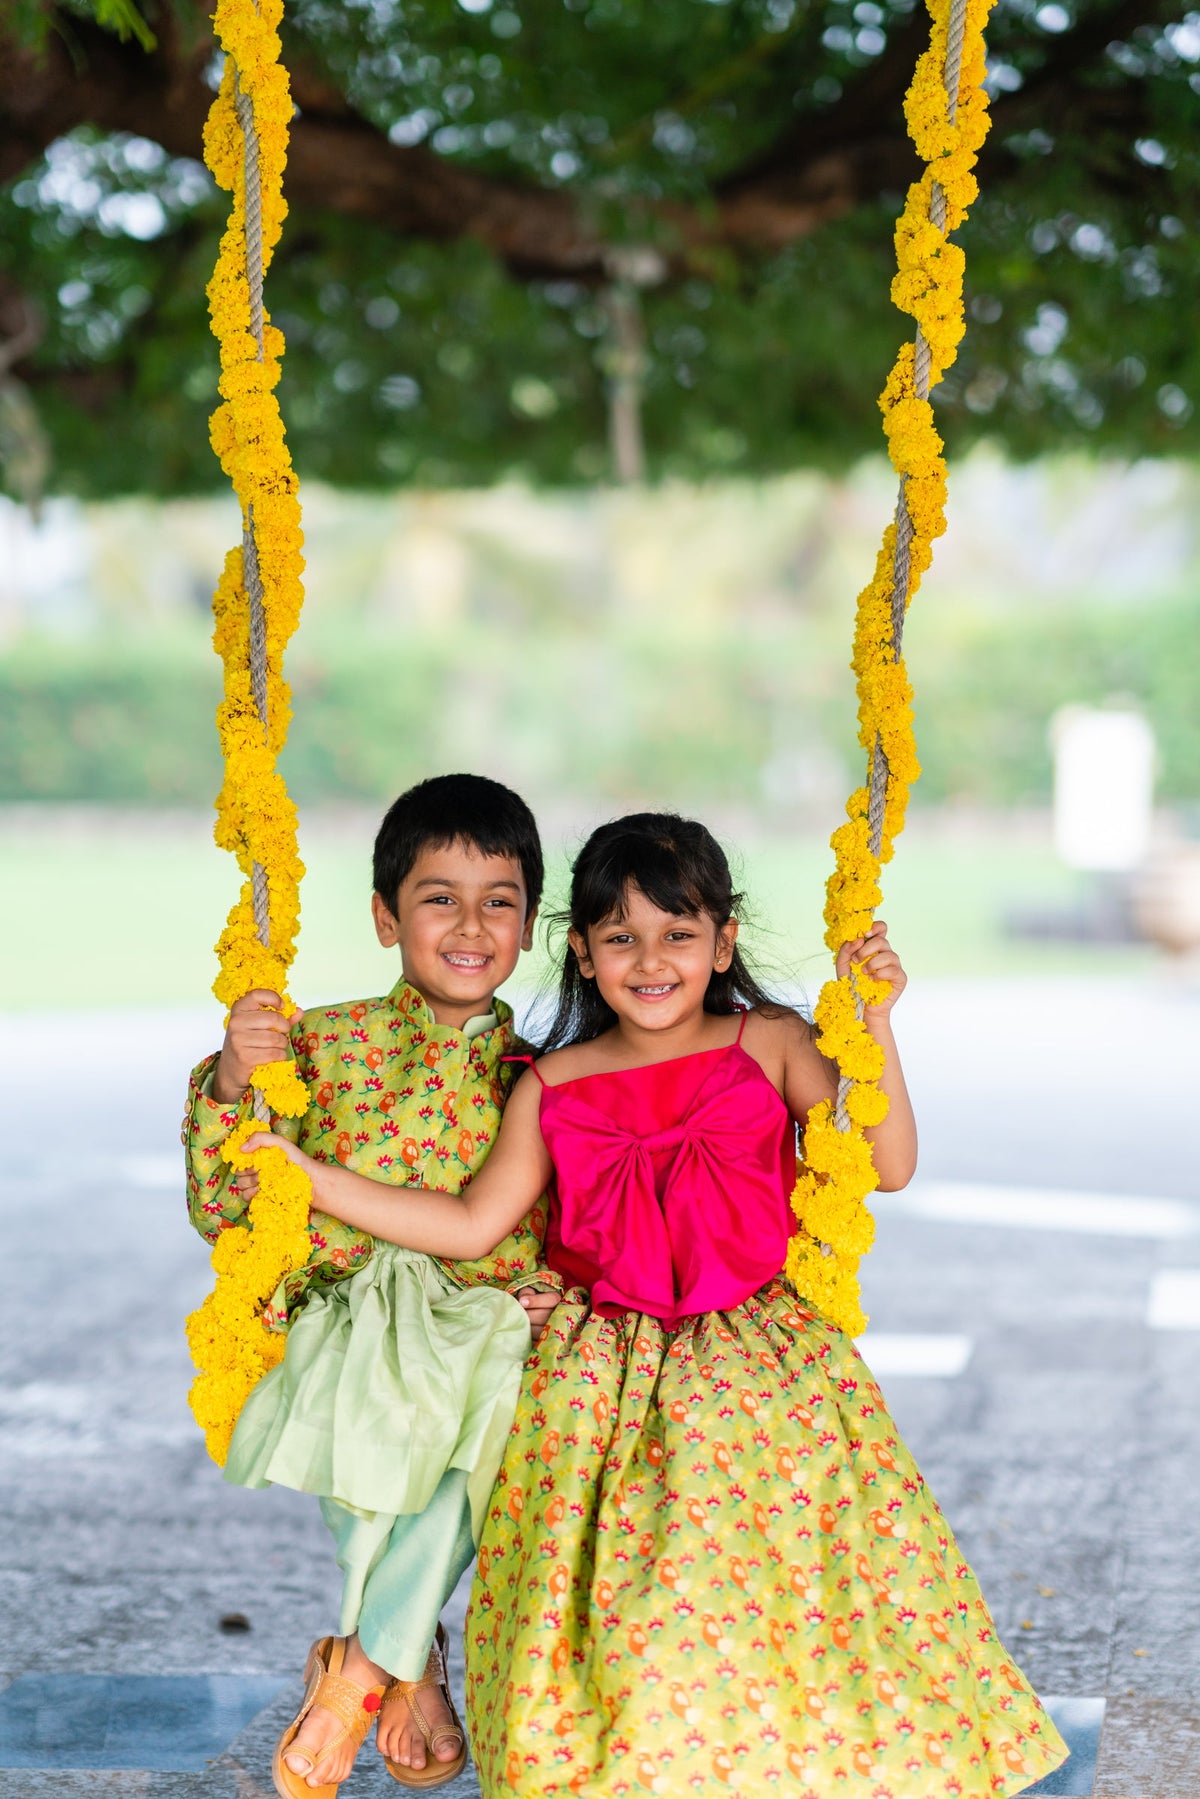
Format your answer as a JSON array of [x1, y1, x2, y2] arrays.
[[520, 904, 538, 954], [372, 891, 401, 948], [714, 917, 738, 973], [568, 927, 594, 978]]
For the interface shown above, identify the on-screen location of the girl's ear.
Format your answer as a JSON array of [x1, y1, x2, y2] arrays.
[[567, 927, 595, 978], [714, 917, 739, 973], [521, 905, 539, 954]]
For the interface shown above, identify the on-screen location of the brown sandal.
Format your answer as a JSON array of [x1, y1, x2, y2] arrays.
[[272, 1635, 388, 1799], [378, 1623, 468, 1789]]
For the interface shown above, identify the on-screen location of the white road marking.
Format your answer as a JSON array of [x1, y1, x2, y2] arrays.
[[1147, 1269, 1200, 1330], [855, 1332, 973, 1377], [875, 1180, 1200, 1239]]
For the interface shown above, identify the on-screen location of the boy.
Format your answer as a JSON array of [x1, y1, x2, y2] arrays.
[[183, 774, 560, 1790]]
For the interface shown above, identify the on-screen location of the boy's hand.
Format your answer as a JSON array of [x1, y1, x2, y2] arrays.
[[213, 991, 303, 1104], [836, 919, 907, 1019], [515, 1286, 560, 1340]]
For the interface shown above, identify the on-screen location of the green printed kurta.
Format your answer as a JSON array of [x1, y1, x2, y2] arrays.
[[183, 978, 557, 1328], [182, 980, 557, 1532]]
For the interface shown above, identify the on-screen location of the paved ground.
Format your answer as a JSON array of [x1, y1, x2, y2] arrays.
[[1, 975, 1198, 1797]]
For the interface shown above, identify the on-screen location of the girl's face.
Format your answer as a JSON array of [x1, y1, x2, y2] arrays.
[[570, 884, 737, 1036]]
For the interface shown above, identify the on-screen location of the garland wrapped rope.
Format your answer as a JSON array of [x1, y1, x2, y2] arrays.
[[787, 0, 996, 1335], [185, 0, 313, 1466]]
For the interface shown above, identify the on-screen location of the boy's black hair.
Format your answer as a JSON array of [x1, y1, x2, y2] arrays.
[[373, 774, 544, 915], [541, 811, 779, 1049]]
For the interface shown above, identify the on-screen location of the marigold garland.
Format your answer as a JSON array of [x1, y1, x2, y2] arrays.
[[788, 0, 997, 1336], [186, 0, 313, 1467]]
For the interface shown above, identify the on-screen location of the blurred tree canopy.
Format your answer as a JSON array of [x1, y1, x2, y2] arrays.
[[0, 0, 1197, 495]]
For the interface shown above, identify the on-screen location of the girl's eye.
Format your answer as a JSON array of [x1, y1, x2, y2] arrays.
[[484, 898, 514, 909]]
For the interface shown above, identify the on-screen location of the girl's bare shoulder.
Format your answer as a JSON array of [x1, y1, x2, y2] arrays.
[[532, 1037, 617, 1089], [741, 1002, 816, 1053]]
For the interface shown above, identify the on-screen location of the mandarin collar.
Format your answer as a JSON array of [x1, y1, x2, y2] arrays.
[[387, 979, 513, 1043]]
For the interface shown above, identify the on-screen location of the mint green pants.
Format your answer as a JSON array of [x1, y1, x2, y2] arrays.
[[319, 1468, 475, 1680]]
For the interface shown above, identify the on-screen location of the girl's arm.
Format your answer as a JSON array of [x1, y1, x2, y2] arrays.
[[782, 919, 918, 1192], [244, 1070, 553, 1259]]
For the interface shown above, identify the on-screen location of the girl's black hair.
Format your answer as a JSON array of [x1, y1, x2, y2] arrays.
[[540, 812, 780, 1050]]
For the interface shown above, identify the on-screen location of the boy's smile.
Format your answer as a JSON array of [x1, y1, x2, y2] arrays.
[[372, 841, 536, 1028]]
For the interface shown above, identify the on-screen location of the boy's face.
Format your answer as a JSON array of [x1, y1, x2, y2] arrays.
[[372, 839, 536, 1027]]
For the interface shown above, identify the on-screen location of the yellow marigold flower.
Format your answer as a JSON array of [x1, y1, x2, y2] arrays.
[[793, 0, 997, 1337], [187, 0, 314, 1466]]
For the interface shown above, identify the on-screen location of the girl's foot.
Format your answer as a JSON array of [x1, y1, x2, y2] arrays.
[[284, 1634, 389, 1788], [376, 1628, 465, 1776]]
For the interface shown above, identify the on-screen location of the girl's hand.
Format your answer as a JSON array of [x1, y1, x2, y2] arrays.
[[241, 1131, 312, 1168], [232, 1131, 310, 1202], [233, 1165, 260, 1200], [836, 919, 907, 1019]]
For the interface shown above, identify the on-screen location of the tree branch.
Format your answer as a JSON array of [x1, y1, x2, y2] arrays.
[[0, 0, 1185, 284]]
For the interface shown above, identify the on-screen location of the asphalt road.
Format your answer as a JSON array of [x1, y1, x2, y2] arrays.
[[2, 975, 1198, 1798]]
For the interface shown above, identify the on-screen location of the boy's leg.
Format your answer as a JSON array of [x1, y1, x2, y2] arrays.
[[320, 1468, 475, 1682], [321, 1471, 474, 1772]]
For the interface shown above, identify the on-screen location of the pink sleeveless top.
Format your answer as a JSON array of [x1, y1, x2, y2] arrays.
[[536, 1019, 795, 1327]]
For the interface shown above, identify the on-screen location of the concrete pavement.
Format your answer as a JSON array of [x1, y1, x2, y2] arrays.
[[1, 977, 1198, 1797]]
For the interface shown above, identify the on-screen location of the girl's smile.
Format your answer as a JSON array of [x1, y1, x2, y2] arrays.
[[569, 884, 738, 1044]]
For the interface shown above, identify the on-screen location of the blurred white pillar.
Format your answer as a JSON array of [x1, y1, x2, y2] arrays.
[[1051, 705, 1155, 872]]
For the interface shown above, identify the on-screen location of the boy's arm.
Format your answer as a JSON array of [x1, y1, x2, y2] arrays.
[[182, 990, 303, 1243], [183, 1054, 249, 1242], [246, 1070, 552, 1262]]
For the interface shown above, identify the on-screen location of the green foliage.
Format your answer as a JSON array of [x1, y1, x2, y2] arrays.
[[3, 0, 1199, 494], [89, 0, 156, 50], [4, 586, 1196, 808]]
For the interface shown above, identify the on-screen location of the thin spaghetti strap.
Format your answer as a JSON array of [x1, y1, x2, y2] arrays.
[[502, 1052, 546, 1086], [734, 1007, 749, 1046]]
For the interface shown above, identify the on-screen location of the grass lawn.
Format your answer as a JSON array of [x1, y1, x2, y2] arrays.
[[3, 805, 1153, 1014]]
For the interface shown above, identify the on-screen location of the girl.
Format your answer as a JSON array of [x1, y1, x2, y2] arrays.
[[248, 812, 1069, 1799]]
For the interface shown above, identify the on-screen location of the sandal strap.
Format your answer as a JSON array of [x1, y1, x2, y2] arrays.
[[312, 1669, 387, 1742], [381, 1635, 446, 1708], [380, 1635, 464, 1755], [405, 1687, 465, 1756]]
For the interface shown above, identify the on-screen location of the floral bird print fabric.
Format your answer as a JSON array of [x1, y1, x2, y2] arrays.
[[464, 1045, 1066, 1798], [183, 980, 558, 1328]]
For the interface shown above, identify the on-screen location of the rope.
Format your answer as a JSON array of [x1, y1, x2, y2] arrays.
[[834, 0, 969, 1134], [236, 67, 272, 1125]]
